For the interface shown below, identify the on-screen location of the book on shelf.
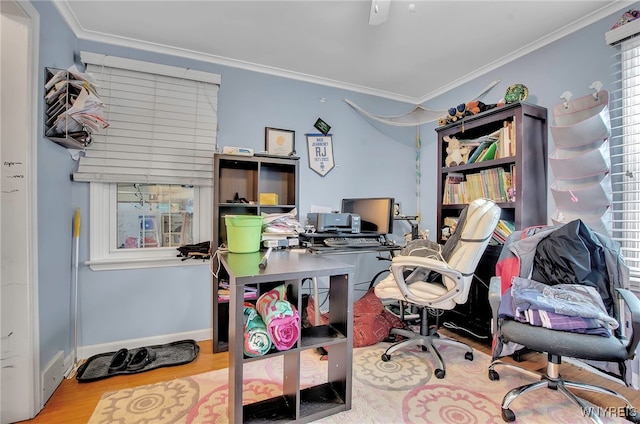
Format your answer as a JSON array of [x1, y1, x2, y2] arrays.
[[443, 172, 465, 204], [444, 167, 513, 205], [464, 121, 515, 163], [466, 139, 493, 164], [477, 141, 497, 162], [218, 282, 258, 301], [491, 219, 515, 245], [496, 121, 516, 159]]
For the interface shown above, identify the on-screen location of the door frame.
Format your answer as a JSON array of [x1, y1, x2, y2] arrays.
[[1, 0, 40, 420]]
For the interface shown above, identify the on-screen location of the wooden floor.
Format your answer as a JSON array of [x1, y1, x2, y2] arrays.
[[18, 334, 639, 423]]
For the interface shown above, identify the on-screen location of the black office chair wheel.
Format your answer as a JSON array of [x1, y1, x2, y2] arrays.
[[434, 368, 445, 379], [381, 353, 391, 362], [464, 352, 473, 361], [626, 407, 640, 423], [488, 369, 500, 381], [501, 408, 516, 422]]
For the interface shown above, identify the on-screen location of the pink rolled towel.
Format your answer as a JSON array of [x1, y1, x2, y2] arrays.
[[255, 285, 300, 350]]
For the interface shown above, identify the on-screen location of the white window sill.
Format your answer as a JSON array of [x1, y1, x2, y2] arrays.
[[86, 256, 210, 271]]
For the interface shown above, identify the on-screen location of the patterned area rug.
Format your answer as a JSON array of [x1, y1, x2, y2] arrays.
[[89, 342, 625, 423]]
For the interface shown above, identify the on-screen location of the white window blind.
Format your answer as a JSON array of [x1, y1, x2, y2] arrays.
[[609, 33, 640, 292], [73, 52, 220, 186]]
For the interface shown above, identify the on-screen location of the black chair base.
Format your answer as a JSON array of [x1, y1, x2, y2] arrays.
[[488, 354, 638, 424], [380, 306, 474, 379]]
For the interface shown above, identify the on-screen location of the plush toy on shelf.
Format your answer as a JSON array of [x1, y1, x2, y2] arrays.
[[437, 101, 499, 126], [444, 135, 470, 167]]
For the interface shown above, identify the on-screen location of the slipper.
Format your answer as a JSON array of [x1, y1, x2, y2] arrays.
[[107, 348, 130, 373], [127, 347, 156, 371], [76, 339, 199, 383]]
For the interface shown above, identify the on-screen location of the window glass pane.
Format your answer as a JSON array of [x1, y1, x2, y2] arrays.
[[611, 38, 640, 291], [116, 183, 194, 249]]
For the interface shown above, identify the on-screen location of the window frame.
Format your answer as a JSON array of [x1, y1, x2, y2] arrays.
[[87, 182, 211, 271], [610, 33, 640, 293]]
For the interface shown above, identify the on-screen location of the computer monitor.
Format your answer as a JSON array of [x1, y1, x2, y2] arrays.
[[341, 197, 394, 235]]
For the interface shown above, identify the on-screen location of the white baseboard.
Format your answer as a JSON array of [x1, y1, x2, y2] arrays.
[[42, 351, 65, 405], [63, 328, 212, 376]]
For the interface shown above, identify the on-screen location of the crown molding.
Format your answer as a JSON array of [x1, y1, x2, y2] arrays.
[[54, 1, 635, 106]]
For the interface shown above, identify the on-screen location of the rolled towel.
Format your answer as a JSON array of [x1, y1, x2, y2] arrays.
[[243, 303, 272, 357], [256, 285, 300, 351]]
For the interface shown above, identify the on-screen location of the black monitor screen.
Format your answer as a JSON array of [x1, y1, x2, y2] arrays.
[[341, 197, 394, 234]]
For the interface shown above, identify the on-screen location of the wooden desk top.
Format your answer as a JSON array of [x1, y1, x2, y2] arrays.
[[217, 249, 354, 285]]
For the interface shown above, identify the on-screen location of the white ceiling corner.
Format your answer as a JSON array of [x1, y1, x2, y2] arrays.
[[55, 0, 634, 105]]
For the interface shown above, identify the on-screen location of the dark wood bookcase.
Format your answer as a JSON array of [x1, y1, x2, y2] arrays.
[[436, 102, 548, 339], [212, 153, 299, 353], [436, 102, 548, 243]]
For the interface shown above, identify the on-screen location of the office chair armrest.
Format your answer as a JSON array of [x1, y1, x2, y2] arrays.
[[616, 288, 640, 357], [489, 276, 501, 335], [390, 255, 463, 305]]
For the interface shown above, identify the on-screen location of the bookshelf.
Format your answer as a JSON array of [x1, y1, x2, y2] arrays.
[[436, 102, 548, 340], [436, 103, 547, 344], [436, 102, 548, 244], [212, 153, 299, 353]]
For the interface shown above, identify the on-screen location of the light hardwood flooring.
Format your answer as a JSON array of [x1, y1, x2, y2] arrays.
[[18, 334, 639, 423]]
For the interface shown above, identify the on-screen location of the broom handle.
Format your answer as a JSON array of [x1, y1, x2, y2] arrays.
[[73, 208, 80, 367]]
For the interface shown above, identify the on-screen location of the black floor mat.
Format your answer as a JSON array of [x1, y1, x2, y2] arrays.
[[76, 339, 200, 383]]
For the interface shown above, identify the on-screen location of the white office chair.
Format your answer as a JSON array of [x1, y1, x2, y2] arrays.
[[374, 198, 501, 378]]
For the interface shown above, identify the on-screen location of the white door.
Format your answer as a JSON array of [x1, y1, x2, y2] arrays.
[[0, 1, 40, 422]]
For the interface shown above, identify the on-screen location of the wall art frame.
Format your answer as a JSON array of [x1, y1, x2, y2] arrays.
[[265, 127, 295, 156]]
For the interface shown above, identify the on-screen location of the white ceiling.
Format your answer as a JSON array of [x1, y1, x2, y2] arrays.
[[55, 1, 634, 104]]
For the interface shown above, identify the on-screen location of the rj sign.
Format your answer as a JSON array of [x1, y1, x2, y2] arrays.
[[306, 134, 335, 177]]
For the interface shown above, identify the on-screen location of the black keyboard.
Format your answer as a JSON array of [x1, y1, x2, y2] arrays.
[[323, 237, 382, 248]]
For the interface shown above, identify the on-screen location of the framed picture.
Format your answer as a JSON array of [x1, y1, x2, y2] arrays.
[[265, 127, 295, 156]]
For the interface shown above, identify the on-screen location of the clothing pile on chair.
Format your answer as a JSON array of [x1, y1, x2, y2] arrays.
[[498, 276, 617, 337], [494, 218, 634, 385], [495, 219, 628, 313]]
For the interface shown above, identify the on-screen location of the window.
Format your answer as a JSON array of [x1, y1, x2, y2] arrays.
[[76, 53, 219, 270], [609, 25, 640, 292], [89, 182, 211, 270], [117, 184, 194, 249]]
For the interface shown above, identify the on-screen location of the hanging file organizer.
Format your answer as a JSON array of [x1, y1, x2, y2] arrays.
[[548, 86, 613, 235]]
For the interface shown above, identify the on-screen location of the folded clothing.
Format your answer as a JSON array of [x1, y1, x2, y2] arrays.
[[256, 285, 300, 351], [243, 302, 272, 356], [498, 281, 611, 336], [511, 276, 618, 330]]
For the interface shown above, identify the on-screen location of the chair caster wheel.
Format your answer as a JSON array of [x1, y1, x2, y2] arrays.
[[464, 352, 473, 361], [488, 369, 500, 381], [434, 368, 445, 379], [381, 354, 391, 362], [626, 407, 639, 423], [501, 408, 515, 422]]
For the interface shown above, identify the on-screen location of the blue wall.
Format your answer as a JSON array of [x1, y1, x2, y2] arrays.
[[31, 0, 634, 372]]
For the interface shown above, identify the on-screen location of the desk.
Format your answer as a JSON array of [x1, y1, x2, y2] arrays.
[[216, 250, 354, 423]]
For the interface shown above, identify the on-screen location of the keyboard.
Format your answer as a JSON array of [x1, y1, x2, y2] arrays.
[[323, 237, 382, 248]]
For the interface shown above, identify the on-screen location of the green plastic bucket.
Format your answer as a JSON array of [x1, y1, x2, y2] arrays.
[[224, 215, 264, 253]]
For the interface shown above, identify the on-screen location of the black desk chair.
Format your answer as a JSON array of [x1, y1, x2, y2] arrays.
[[488, 222, 640, 423]]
